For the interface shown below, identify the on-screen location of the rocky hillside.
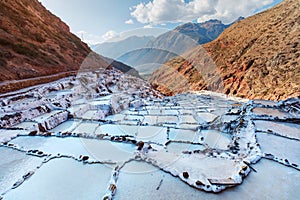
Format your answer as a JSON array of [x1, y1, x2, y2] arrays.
[[150, 0, 300, 100], [0, 0, 138, 93]]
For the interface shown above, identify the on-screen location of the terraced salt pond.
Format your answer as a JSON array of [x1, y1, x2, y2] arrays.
[[3, 158, 113, 200], [0, 148, 43, 195], [0, 71, 299, 199]]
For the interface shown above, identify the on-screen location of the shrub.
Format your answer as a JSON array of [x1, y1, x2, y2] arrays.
[[12, 43, 38, 57], [0, 38, 12, 46], [33, 33, 46, 43]]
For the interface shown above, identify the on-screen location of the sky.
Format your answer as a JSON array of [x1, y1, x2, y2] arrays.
[[39, 0, 283, 45]]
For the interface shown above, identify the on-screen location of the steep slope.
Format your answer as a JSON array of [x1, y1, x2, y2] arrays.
[[91, 35, 155, 59], [150, 0, 300, 100], [117, 19, 234, 79], [0, 0, 138, 93]]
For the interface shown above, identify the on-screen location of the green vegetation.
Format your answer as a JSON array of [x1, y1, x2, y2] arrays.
[[12, 43, 38, 57], [0, 38, 39, 58]]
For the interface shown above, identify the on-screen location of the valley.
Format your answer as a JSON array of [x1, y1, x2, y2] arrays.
[[0, 0, 299, 199]]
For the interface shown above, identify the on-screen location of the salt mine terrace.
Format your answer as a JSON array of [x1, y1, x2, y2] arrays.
[[0, 69, 299, 200]]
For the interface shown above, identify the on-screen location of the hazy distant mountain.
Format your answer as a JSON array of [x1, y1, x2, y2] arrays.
[[150, 0, 299, 100], [117, 19, 237, 78], [91, 36, 155, 59], [117, 48, 177, 79], [148, 19, 233, 54]]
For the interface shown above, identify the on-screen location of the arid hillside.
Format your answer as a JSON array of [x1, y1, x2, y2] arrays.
[[0, 0, 138, 93], [150, 0, 300, 100]]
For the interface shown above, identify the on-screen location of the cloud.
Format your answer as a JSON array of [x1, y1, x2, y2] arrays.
[[125, 19, 134, 25], [196, 0, 274, 23], [102, 30, 119, 41], [131, 0, 217, 24], [131, 0, 276, 24], [75, 31, 103, 45], [143, 24, 153, 28]]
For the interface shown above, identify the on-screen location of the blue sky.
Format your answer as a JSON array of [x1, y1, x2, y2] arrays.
[[39, 0, 283, 44]]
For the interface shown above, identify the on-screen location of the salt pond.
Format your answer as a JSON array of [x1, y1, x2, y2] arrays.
[[0, 71, 299, 199], [4, 158, 112, 200]]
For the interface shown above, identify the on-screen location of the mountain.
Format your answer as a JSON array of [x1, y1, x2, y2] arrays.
[[149, 19, 231, 53], [116, 19, 235, 78], [0, 0, 138, 93], [117, 48, 177, 79], [150, 0, 300, 100], [91, 35, 155, 59]]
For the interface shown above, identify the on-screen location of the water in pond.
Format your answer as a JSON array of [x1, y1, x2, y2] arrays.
[[166, 142, 205, 154], [252, 108, 291, 118], [115, 159, 300, 200], [4, 158, 112, 200], [50, 120, 81, 133], [95, 124, 138, 137], [136, 126, 168, 144], [168, 129, 198, 143], [0, 147, 42, 195], [10, 136, 94, 158], [73, 122, 99, 135], [257, 132, 300, 165], [80, 139, 136, 162], [254, 120, 300, 140], [81, 110, 99, 120], [197, 113, 218, 123], [199, 130, 231, 150]]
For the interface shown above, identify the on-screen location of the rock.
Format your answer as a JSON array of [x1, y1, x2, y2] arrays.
[[109, 184, 117, 194], [264, 153, 275, 159], [31, 150, 38, 154], [291, 163, 298, 168], [82, 156, 89, 161], [103, 196, 110, 200], [29, 131, 38, 136], [12, 178, 24, 189], [196, 180, 205, 186], [183, 172, 189, 179], [137, 141, 144, 150], [44, 132, 52, 136], [242, 165, 248, 171], [130, 139, 137, 144], [23, 171, 34, 179], [284, 159, 289, 164]]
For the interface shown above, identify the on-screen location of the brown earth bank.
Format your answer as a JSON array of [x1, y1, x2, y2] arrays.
[[0, 0, 139, 94], [0, 71, 77, 95], [150, 0, 300, 101]]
